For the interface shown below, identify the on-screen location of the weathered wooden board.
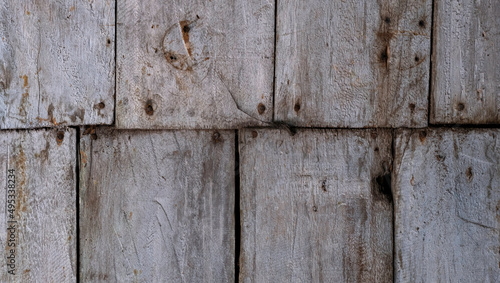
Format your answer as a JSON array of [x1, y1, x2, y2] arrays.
[[431, 0, 500, 124], [394, 129, 500, 282], [274, 0, 432, 128], [116, 0, 274, 129], [0, 1, 115, 129], [0, 129, 76, 282], [79, 128, 235, 281], [239, 129, 393, 282]]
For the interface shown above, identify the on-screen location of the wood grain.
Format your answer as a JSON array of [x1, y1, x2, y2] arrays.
[[394, 128, 500, 282], [239, 129, 393, 282], [275, 0, 431, 128], [0, 1, 115, 129], [0, 129, 76, 282], [116, 0, 274, 129], [431, 0, 500, 124], [79, 128, 235, 282]]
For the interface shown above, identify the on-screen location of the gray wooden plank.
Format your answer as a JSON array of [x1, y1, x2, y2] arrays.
[[275, 0, 432, 128], [116, 0, 274, 129], [394, 128, 500, 282], [79, 128, 235, 282], [0, 1, 115, 129], [0, 128, 76, 282], [431, 0, 500, 124], [239, 129, 393, 282]]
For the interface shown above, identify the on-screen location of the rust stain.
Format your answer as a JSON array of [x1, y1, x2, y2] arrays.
[[22, 75, 28, 88], [18, 75, 30, 118], [179, 20, 192, 57], [466, 167, 473, 182], [69, 6, 75, 12], [410, 175, 415, 186], [80, 150, 88, 166], [129, 212, 133, 219], [82, 126, 97, 140], [36, 103, 65, 125], [56, 131, 65, 146], [419, 131, 427, 143]]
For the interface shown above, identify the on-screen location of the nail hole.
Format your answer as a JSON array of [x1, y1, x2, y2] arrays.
[[457, 103, 465, 111], [145, 99, 154, 115], [312, 206, 318, 212], [321, 180, 327, 192], [414, 56, 420, 62], [97, 102, 105, 109], [380, 49, 388, 62], [418, 20, 426, 28], [384, 17, 391, 24], [107, 38, 111, 44], [251, 131, 258, 138], [56, 131, 65, 145], [212, 132, 223, 143], [183, 25, 190, 33], [257, 103, 266, 115], [294, 103, 301, 112], [409, 103, 416, 110]]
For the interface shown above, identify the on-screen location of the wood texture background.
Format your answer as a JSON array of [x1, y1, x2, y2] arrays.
[[116, 0, 275, 129], [394, 128, 500, 282], [239, 129, 393, 282], [0, 0, 115, 129], [0, 129, 76, 282], [431, 0, 500, 124], [0, 0, 499, 281], [274, 0, 432, 128], [79, 128, 235, 282]]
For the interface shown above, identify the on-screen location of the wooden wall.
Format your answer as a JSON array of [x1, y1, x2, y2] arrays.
[[0, 0, 499, 282]]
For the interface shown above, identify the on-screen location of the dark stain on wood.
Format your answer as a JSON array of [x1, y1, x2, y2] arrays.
[[373, 173, 393, 203], [466, 167, 473, 182]]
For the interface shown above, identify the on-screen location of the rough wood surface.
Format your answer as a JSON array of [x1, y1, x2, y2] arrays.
[[0, 129, 76, 282], [239, 129, 393, 282], [394, 128, 500, 282], [116, 0, 274, 129], [0, 1, 115, 129], [431, 0, 500, 124], [274, 0, 431, 128], [79, 128, 235, 282]]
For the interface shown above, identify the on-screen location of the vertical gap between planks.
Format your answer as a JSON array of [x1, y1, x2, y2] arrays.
[[390, 129, 396, 283], [74, 127, 81, 283], [427, 0, 436, 126], [113, 0, 118, 126], [271, 0, 278, 122], [234, 130, 241, 282]]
